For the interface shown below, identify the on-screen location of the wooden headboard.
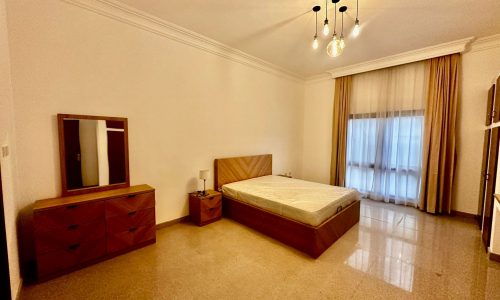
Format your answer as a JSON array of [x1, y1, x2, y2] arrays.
[[214, 154, 272, 191]]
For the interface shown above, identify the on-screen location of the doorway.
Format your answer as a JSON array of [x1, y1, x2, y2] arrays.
[[0, 166, 12, 299]]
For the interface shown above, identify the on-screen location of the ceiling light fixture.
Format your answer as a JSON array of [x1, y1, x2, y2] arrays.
[[311, 0, 361, 58], [326, 0, 342, 58], [322, 0, 330, 36], [352, 0, 361, 37], [339, 6, 347, 50], [312, 6, 321, 50]]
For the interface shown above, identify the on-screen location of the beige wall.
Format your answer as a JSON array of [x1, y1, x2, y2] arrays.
[[301, 38, 500, 215], [6, 0, 304, 226], [0, 0, 21, 297], [301, 78, 334, 184]]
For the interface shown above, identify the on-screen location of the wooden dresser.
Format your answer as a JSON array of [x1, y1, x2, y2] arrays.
[[33, 184, 155, 280]]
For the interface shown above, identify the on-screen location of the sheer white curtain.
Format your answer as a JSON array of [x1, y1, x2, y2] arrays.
[[345, 62, 426, 206]]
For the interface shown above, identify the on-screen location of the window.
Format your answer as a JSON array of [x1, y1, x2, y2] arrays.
[[345, 111, 424, 205]]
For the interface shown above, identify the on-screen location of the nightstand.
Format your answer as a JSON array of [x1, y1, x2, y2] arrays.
[[189, 190, 222, 226]]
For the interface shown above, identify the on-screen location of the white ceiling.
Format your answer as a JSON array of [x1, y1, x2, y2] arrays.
[[117, 0, 500, 77]]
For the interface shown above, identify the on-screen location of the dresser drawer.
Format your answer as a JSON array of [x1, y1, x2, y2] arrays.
[[200, 205, 222, 222], [37, 238, 106, 277], [106, 208, 155, 234], [35, 220, 105, 254], [34, 201, 105, 229], [107, 224, 156, 253], [200, 195, 221, 210], [105, 192, 155, 217]]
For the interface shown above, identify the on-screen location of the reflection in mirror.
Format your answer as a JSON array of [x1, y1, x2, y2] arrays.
[[63, 118, 126, 190]]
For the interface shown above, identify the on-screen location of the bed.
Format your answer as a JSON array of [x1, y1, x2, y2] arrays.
[[214, 154, 360, 258]]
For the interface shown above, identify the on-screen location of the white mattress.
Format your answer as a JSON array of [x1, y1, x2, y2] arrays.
[[221, 175, 360, 226]]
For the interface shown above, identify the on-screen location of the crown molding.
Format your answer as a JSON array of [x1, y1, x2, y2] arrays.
[[305, 73, 332, 84], [61, 0, 304, 82], [325, 37, 475, 79], [467, 34, 500, 54]]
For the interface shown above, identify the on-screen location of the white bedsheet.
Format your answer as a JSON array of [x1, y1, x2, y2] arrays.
[[222, 175, 360, 226]]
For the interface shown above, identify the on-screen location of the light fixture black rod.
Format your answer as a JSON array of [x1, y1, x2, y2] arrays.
[[325, 0, 328, 21], [315, 11, 318, 36], [341, 9, 344, 34], [356, 0, 359, 19], [334, 3, 337, 34]]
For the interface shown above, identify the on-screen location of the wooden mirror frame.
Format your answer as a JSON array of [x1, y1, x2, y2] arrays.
[[58, 114, 130, 196]]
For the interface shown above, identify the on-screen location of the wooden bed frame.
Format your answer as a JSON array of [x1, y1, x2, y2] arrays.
[[214, 154, 360, 258]]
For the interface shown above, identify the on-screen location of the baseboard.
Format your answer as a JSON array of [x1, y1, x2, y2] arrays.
[[490, 252, 500, 263], [156, 216, 189, 230], [450, 210, 478, 219]]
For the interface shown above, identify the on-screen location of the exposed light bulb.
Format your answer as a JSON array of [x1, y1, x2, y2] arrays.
[[352, 19, 361, 37], [326, 40, 334, 57], [327, 34, 343, 58], [336, 42, 344, 57], [340, 35, 345, 50], [326, 40, 337, 58], [312, 36, 319, 50], [323, 22, 330, 36]]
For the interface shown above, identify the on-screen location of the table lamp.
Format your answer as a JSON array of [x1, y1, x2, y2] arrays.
[[199, 170, 209, 196]]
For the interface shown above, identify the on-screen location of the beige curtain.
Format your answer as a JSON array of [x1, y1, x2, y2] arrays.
[[346, 62, 426, 206], [330, 76, 352, 186], [419, 53, 460, 214]]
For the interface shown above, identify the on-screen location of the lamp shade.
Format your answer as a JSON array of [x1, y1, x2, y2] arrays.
[[199, 170, 209, 180]]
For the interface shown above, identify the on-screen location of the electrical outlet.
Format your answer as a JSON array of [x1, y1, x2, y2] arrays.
[[1, 145, 8, 158]]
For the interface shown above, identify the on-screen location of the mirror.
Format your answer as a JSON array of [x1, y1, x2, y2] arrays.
[[58, 114, 129, 196]]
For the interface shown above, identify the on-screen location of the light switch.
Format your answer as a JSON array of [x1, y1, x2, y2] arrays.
[[1, 145, 8, 158]]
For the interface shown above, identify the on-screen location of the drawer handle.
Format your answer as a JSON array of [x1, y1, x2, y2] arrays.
[[67, 224, 79, 230], [66, 204, 78, 209], [129, 227, 137, 232], [127, 194, 137, 198], [128, 211, 137, 216], [68, 243, 80, 251]]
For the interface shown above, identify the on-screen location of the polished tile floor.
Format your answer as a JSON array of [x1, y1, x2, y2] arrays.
[[21, 199, 500, 299]]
